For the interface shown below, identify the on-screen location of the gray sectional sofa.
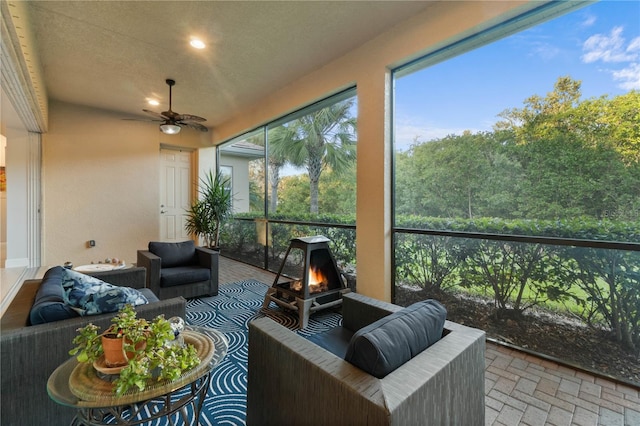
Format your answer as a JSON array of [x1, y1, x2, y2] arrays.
[[0, 267, 186, 426]]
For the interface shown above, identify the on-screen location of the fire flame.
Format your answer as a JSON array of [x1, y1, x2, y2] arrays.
[[290, 266, 329, 294], [308, 266, 328, 293]]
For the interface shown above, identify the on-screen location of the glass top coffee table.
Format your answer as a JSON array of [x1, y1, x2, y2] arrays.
[[47, 326, 228, 426]]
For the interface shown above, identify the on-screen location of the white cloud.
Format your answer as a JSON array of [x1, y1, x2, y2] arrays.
[[612, 62, 640, 90], [582, 26, 640, 90], [628, 36, 640, 53], [530, 42, 562, 61], [580, 14, 597, 28], [582, 26, 638, 63], [394, 119, 484, 152]]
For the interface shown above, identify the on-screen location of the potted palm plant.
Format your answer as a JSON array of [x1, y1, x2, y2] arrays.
[[185, 170, 233, 249], [69, 305, 200, 396]]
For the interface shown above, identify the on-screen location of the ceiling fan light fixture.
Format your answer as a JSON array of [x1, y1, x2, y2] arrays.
[[160, 123, 181, 134]]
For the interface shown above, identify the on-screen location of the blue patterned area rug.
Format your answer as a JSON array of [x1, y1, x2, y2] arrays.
[[183, 279, 342, 426]]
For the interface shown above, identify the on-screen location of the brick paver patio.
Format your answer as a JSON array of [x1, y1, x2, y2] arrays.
[[484, 342, 639, 425]]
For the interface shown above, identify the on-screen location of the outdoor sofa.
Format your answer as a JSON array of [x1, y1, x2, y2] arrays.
[[0, 266, 186, 426]]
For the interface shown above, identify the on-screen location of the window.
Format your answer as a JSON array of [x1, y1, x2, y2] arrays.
[[219, 166, 233, 202], [392, 1, 640, 385], [219, 89, 358, 276], [266, 89, 357, 219]]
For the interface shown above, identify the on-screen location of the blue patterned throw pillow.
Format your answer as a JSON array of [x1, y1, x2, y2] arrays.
[[61, 268, 148, 316]]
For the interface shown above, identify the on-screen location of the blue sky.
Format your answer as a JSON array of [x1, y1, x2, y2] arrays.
[[394, 0, 640, 151]]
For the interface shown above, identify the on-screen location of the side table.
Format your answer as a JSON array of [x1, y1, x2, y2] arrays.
[[47, 326, 228, 426]]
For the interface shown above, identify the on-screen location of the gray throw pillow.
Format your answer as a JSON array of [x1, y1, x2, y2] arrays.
[[344, 299, 446, 378]]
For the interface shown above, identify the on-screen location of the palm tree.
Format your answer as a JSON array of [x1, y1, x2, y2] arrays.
[[269, 99, 357, 214]]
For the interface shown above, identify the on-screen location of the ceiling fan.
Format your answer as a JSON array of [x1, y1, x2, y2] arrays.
[[131, 79, 208, 134]]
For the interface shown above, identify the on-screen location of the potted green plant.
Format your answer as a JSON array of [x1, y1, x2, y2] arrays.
[[185, 170, 233, 249], [69, 305, 200, 396]]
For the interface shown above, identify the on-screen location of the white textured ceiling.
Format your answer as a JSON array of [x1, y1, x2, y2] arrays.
[[26, 1, 436, 129]]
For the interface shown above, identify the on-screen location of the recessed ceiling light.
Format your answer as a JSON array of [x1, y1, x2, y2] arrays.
[[148, 99, 160, 106], [190, 38, 206, 49]]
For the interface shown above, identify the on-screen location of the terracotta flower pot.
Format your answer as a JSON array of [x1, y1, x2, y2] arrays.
[[101, 334, 128, 367], [101, 334, 147, 367]]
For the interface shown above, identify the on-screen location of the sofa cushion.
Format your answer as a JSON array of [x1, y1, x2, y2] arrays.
[[159, 266, 211, 287], [344, 299, 446, 378], [138, 288, 160, 303], [149, 240, 198, 268], [29, 266, 79, 325], [307, 326, 355, 359], [62, 268, 148, 316]]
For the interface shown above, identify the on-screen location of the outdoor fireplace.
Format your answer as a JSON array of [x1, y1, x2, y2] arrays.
[[262, 236, 350, 328]]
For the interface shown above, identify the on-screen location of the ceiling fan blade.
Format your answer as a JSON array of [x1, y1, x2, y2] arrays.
[[142, 109, 169, 120], [181, 121, 209, 132], [142, 80, 208, 133], [122, 117, 163, 122], [176, 114, 206, 123]]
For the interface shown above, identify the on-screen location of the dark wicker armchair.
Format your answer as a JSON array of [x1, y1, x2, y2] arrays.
[[247, 292, 486, 426], [137, 240, 219, 300]]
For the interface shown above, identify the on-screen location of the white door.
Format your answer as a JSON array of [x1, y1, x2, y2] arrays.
[[160, 148, 192, 242]]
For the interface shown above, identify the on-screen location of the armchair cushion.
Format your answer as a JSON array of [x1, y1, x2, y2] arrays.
[[159, 266, 211, 287], [344, 299, 446, 378], [307, 326, 355, 359], [149, 240, 197, 268]]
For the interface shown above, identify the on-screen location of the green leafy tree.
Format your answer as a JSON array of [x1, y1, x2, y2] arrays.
[[512, 133, 635, 219], [571, 91, 640, 164], [276, 175, 310, 215], [276, 166, 356, 216], [317, 164, 356, 214], [495, 75, 583, 142], [394, 75, 639, 340], [395, 131, 523, 219], [483, 76, 639, 220]]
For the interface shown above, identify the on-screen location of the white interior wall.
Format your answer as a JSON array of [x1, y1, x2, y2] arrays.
[[42, 101, 210, 266]]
